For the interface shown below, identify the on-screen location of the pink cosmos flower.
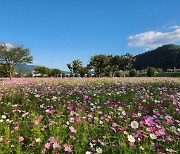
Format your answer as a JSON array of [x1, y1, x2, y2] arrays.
[[74, 117, 82, 122], [49, 109, 55, 114], [167, 119, 173, 125], [166, 135, 173, 142], [12, 109, 20, 113], [30, 141, 35, 146], [69, 126, 76, 133], [153, 111, 160, 117], [112, 122, 118, 127], [67, 103, 75, 111], [45, 142, 51, 149], [83, 95, 89, 100], [135, 132, 143, 138], [138, 102, 143, 109], [53, 143, 60, 149], [19, 136, 24, 142], [14, 126, 19, 130], [119, 126, 125, 131], [35, 94, 40, 98], [155, 129, 165, 136], [64, 145, 73, 152], [82, 106, 87, 111], [34, 115, 44, 125], [49, 137, 56, 143], [144, 117, 154, 126], [110, 127, 116, 132], [4, 138, 10, 143], [87, 113, 93, 118], [140, 120, 145, 126], [173, 99, 178, 105]]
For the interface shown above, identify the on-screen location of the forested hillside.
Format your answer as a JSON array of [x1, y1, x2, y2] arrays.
[[133, 44, 180, 70]]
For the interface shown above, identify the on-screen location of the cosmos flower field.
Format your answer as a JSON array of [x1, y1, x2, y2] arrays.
[[0, 78, 180, 154]]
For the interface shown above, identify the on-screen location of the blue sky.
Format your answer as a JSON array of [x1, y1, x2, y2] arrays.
[[0, 0, 180, 71]]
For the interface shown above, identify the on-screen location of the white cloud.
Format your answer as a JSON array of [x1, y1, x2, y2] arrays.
[[32, 60, 39, 65], [128, 26, 180, 49], [168, 25, 180, 30], [5, 43, 14, 49]]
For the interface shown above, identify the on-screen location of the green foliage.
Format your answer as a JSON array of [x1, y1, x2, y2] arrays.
[[67, 60, 90, 77], [0, 64, 8, 77], [154, 72, 180, 77], [89, 54, 109, 77], [0, 79, 179, 153], [67, 63, 72, 73], [49, 69, 62, 77], [34, 66, 50, 77], [72, 60, 82, 74], [114, 71, 122, 77], [62, 72, 66, 78], [147, 67, 156, 77], [129, 69, 138, 77], [122, 53, 136, 70], [133, 44, 180, 70], [78, 66, 90, 77], [25, 73, 33, 77], [108, 55, 124, 76], [0, 44, 33, 79], [74, 73, 80, 77]]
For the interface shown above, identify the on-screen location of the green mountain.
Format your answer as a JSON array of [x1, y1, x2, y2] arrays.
[[15, 64, 69, 74], [133, 44, 180, 70], [15, 64, 35, 74]]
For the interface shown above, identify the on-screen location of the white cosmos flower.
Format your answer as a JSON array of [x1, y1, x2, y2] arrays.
[[131, 121, 139, 129], [1, 115, 6, 119], [11, 144, 15, 148], [99, 120, 103, 124], [137, 113, 141, 117], [128, 135, 135, 143], [124, 131, 128, 135], [85, 151, 91, 154], [35, 138, 41, 142], [96, 147, 103, 154], [6, 119, 10, 123], [150, 134, 157, 140], [0, 137, 3, 142], [122, 111, 126, 115]]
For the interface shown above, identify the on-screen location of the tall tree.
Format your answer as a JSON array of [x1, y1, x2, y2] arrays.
[[122, 53, 136, 77], [89, 54, 109, 77], [0, 43, 33, 79], [109, 55, 124, 76], [78, 66, 90, 77], [34, 66, 50, 77], [67, 63, 73, 74], [72, 60, 82, 74], [67, 60, 82, 76], [49, 69, 62, 77]]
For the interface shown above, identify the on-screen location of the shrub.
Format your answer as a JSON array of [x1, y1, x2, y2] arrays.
[[62, 73, 66, 78], [147, 67, 156, 77], [26, 73, 33, 77], [74, 73, 80, 77], [129, 69, 138, 77], [69, 73, 73, 77], [115, 71, 121, 77]]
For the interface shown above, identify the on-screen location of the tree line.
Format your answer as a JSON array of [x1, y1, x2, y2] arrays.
[[67, 53, 135, 77], [1, 43, 179, 79]]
